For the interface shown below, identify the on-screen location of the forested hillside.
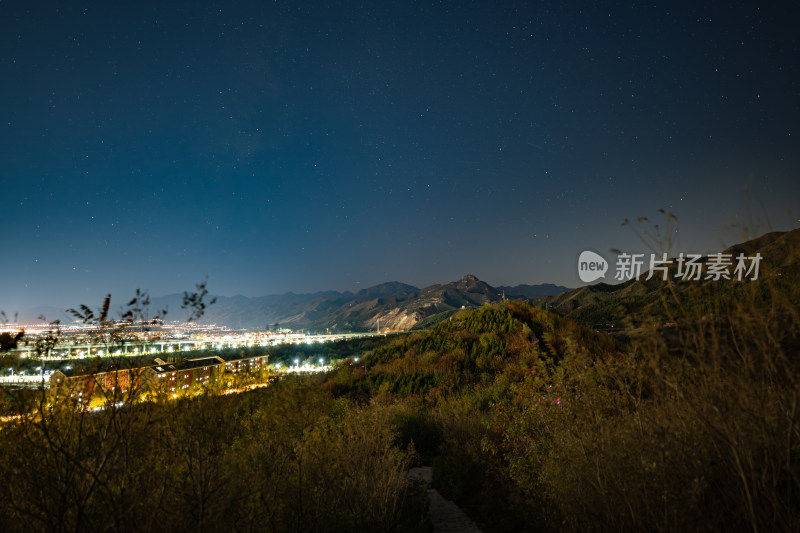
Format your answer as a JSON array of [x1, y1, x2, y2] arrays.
[[1, 266, 798, 532]]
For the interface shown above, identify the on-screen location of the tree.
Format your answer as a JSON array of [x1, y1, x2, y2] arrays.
[[0, 311, 23, 352]]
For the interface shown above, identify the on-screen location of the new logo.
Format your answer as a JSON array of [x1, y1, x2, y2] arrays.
[[578, 251, 608, 283]]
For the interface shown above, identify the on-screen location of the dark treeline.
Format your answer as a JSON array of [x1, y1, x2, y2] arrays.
[[267, 335, 399, 368], [152, 334, 398, 369]]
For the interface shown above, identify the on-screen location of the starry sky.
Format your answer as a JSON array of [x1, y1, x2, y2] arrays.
[[2, 1, 799, 312]]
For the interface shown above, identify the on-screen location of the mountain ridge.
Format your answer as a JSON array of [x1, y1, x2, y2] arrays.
[[11, 278, 570, 331], [534, 228, 800, 328]]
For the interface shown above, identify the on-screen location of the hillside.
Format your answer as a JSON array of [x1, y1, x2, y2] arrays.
[[3, 250, 798, 532], [535, 227, 800, 328], [497, 283, 570, 299], [320, 260, 800, 532]]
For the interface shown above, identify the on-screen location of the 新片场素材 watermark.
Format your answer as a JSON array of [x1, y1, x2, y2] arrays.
[[578, 251, 762, 283]]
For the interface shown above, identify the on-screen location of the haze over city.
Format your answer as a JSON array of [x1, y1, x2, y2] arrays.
[[2, 1, 798, 312]]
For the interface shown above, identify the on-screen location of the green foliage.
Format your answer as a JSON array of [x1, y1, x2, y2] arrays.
[[3, 258, 798, 533], [0, 378, 427, 533], [345, 286, 800, 532]]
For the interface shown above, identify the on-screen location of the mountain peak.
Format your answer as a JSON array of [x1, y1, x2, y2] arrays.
[[447, 274, 499, 296]]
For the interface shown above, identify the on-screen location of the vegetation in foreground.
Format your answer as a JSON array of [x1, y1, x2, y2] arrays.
[[1, 235, 798, 531], [0, 377, 428, 533], [327, 242, 798, 532]]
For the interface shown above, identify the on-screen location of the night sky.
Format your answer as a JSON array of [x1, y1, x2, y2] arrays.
[[2, 1, 798, 312]]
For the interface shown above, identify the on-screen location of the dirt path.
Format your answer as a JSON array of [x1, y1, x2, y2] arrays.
[[408, 466, 482, 533]]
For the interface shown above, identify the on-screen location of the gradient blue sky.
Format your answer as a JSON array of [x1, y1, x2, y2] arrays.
[[2, 1, 798, 311]]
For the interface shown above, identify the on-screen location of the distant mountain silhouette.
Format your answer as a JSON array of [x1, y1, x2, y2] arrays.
[[149, 290, 358, 330], [13, 306, 71, 325], [8, 276, 616, 332], [141, 275, 506, 332], [292, 274, 505, 332]]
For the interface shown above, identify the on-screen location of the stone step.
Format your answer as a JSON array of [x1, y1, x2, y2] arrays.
[[407, 466, 482, 533]]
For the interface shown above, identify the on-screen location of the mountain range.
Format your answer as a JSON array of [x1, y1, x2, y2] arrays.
[[15, 228, 797, 332], [165, 276, 570, 331], [15, 278, 570, 332]]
